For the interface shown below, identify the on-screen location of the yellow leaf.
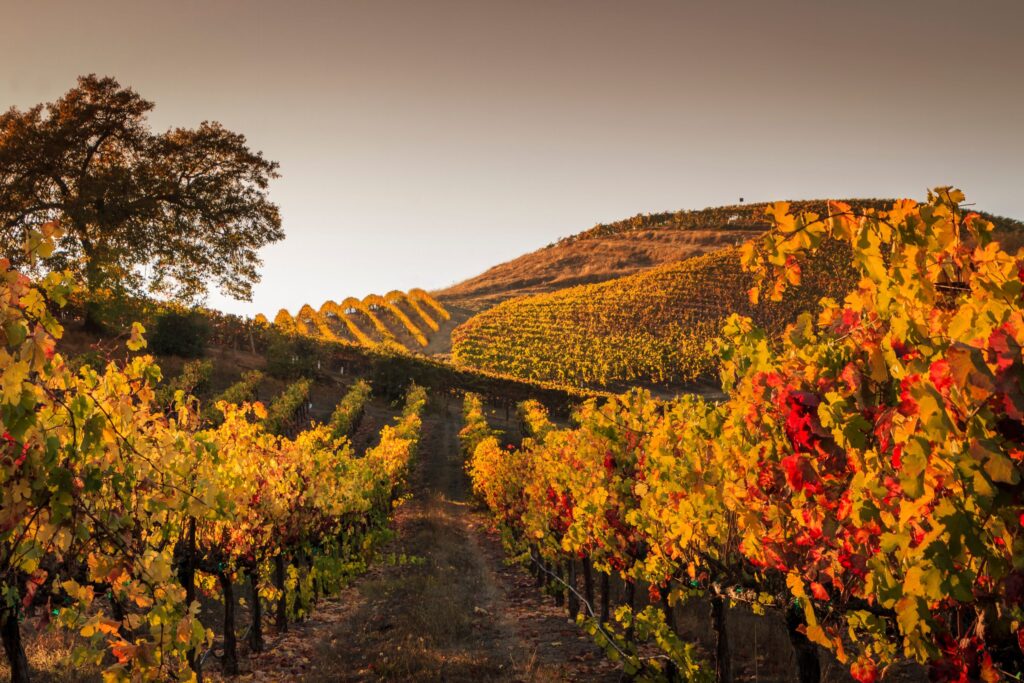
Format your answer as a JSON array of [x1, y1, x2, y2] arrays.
[[803, 623, 832, 649], [127, 322, 147, 351]]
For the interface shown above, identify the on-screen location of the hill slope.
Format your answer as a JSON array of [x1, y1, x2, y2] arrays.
[[435, 226, 761, 311], [436, 199, 1024, 312], [434, 199, 909, 311], [450, 242, 854, 388], [449, 201, 1024, 388]]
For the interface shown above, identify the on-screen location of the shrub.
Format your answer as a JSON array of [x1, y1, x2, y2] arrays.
[[265, 333, 321, 379]]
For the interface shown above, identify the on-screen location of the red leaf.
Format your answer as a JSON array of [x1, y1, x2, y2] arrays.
[[781, 454, 804, 491]]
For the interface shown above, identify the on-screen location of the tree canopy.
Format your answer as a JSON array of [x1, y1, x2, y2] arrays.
[[0, 74, 283, 313]]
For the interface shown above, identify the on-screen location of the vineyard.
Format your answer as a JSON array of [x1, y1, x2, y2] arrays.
[[263, 289, 452, 353], [450, 239, 855, 387], [450, 200, 1024, 390], [462, 190, 1024, 681], [0, 225, 429, 682], [3, 33, 1022, 683], [4, 190, 1024, 683]]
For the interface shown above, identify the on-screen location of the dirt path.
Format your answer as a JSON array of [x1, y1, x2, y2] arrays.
[[217, 402, 618, 682]]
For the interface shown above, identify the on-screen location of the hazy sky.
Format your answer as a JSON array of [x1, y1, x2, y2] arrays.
[[4, 0, 1023, 316]]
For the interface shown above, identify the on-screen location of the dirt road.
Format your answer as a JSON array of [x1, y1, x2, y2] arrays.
[[225, 401, 618, 682]]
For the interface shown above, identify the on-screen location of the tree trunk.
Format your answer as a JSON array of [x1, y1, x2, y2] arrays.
[[309, 554, 319, 608], [661, 588, 675, 632], [178, 519, 201, 677], [624, 581, 636, 643], [567, 560, 579, 620], [785, 606, 820, 683], [274, 554, 287, 633], [109, 596, 132, 641], [554, 563, 565, 607], [583, 558, 594, 617], [532, 548, 543, 587], [295, 552, 308, 623], [83, 299, 105, 332], [600, 572, 610, 624], [711, 595, 732, 683], [248, 568, 264, 653], [81, 250, 106, 333], [1, 609, 30, 683], [219, 573, 239, 676]]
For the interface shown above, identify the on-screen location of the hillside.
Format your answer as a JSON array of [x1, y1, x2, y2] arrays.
[[450, 241, 854, 388], [434, 227, 762, 311], [449, 201, 1024, 388], [435, 199, 1024, 312]]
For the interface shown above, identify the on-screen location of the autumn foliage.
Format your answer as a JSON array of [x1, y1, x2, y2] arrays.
[[467, 190, 1024, 681], [0, 225, 425, 681]]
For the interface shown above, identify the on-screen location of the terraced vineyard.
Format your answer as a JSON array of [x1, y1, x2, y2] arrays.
[[450, 240, 855, 387], [263, 288, 452, 352]]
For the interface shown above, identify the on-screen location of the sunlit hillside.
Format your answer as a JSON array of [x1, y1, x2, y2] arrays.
[[449, 201, 1024, 388], [436, 198, 1024, 311]]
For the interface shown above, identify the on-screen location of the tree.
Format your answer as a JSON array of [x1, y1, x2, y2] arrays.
[[0, 74, 283, 327]]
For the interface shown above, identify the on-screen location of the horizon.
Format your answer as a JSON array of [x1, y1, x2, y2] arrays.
[[5, 0, 1023, 317]]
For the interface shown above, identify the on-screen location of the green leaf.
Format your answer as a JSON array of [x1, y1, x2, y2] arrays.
[[842, 414, 871, 450], [984, 453, 1018, 485]]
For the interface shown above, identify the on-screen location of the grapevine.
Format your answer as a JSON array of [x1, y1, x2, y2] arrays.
[[0, 226, 428, 681], [466, 190, 1024, 681]]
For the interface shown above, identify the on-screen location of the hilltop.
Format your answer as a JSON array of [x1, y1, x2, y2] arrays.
[[434, 198, 982, 311]]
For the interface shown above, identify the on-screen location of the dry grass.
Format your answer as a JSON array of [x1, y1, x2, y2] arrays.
[[0, 622, 100, 683], [435, 228, 763, 312]]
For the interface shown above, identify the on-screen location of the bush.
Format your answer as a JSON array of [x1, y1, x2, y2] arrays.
[[265, 334, 321, 379], [149, 311, 210, 358]]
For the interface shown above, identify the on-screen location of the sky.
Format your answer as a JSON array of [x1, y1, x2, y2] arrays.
[[3, 0, 1023, 317]]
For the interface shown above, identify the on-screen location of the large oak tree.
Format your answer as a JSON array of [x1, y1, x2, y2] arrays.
[[0, 75, 283, 325]]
